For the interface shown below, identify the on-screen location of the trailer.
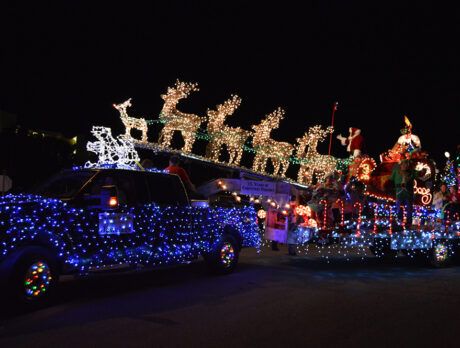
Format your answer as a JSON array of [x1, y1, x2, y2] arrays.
[[134, 140, 460, 267]]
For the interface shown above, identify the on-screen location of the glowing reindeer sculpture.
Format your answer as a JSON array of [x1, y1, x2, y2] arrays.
[[114, 98, 149, 143], [205, 95, 251, 166], [158, 80, 202, 153], [252, 108, 293, 177], [296, 125, 337, 185]]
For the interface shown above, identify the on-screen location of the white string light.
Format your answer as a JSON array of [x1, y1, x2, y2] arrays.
[[85, 126, 140, 169], [296, 125, 337, 184], [158, 80, 202, 153], [252, 107, 293, 177], [205, 95, 251, 166], [114, 99, 149, 143]]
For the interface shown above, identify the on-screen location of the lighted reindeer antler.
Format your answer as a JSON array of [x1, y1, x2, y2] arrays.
[[217, 95, 242, 116], [173, 80, 199, 98]]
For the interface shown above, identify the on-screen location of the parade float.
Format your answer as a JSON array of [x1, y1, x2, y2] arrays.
[[97, 81, 460, 265], [69, 80, 460, 266]]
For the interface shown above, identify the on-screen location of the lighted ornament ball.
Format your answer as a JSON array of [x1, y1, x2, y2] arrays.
[[257, 209, 267, 219], [295, 205, 311, 217], [445, 151, 450, 158]]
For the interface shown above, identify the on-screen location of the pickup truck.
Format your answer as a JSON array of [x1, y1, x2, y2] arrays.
[[0, 167, 260, 304]]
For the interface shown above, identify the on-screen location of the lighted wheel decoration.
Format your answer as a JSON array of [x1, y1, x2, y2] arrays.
[[205, 236, 239, 274], [430, 242, 451, 267], [220, 242, 236, 268], [24, 261, 53, 300]]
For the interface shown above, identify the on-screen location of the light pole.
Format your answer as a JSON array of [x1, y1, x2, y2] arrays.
[[328, 102, 338, 156]]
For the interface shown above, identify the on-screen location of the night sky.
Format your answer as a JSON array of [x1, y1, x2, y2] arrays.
[[1, 1, 459, 165]]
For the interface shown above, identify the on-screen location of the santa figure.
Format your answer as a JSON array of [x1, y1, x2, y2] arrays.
[[337, 127, 364, 157]]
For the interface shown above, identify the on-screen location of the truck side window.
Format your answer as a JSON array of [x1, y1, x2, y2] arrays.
[[114, 172, 150, 206], [146, 173, 188, 206], [82, 171, 150, 206], [129, 172, 151, 205]]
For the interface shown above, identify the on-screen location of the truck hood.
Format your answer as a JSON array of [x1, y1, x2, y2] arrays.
[[0, 193, 64, 207], [0, 194, 66, 229]]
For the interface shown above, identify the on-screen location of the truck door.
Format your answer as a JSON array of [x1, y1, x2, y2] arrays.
[[74, 170, 151, 268], [145, 173, 197, 264]]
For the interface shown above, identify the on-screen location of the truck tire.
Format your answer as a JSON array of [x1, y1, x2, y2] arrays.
[[205, 235, 240, 275], [429, 241, 452, 268], [7, 246, 59, 306]]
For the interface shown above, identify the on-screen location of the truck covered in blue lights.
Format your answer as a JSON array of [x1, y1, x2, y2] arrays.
[[0, 167, 260, 304]]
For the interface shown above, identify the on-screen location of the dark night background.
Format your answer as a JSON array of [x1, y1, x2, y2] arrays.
[[1, 1, 459, 178]]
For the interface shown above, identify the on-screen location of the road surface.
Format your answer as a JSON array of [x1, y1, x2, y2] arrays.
[[1, 246, 460, 347]]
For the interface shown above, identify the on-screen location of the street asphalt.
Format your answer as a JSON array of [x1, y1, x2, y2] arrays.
[[1, 246, 460, 348]]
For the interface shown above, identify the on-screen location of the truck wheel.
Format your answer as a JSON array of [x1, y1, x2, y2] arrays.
[[205, 236, 240, 275], [9, 247, 59, 306], [429, 242, 451, 268]]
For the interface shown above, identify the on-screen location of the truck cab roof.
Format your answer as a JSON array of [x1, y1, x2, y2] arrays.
[[34, 167, 190, 206]]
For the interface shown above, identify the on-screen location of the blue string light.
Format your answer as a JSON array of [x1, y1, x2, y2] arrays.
[[0, 194, 261, 272]]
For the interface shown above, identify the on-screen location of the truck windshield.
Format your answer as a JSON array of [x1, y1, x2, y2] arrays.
[[34, 171, 95, 199]]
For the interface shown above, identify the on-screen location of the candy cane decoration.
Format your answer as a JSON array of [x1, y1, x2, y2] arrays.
[[401, 205, 407, 230], [336, 199, 344, 227], [320, 199, 328, 229], [445, 210, 450, 233], [353, 202, 363, 235], [414, 206, 421, 232], [373, 203, 379, 233], [385, 204, 393, 235]]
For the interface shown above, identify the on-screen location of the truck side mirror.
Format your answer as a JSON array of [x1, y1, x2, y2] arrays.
[[100, 185, 119, 210]]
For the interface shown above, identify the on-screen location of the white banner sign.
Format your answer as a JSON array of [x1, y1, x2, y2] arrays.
[[240, 180, 276, 196]]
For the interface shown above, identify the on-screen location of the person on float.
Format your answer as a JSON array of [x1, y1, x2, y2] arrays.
[[140, 158, 154, 169], [286, 210, 302, 256], [395, 116, 421, 152], [447, 185, 460, 215], [390, 157, 417, 229], [337, 127, 365, 158], [381, 116, 421, 162], [432, 183, 450, 210], [308, 174, 340, 228], [165, 155, 197, 193]]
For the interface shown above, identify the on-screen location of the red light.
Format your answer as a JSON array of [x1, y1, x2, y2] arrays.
[[109, 197, 118, 207]]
